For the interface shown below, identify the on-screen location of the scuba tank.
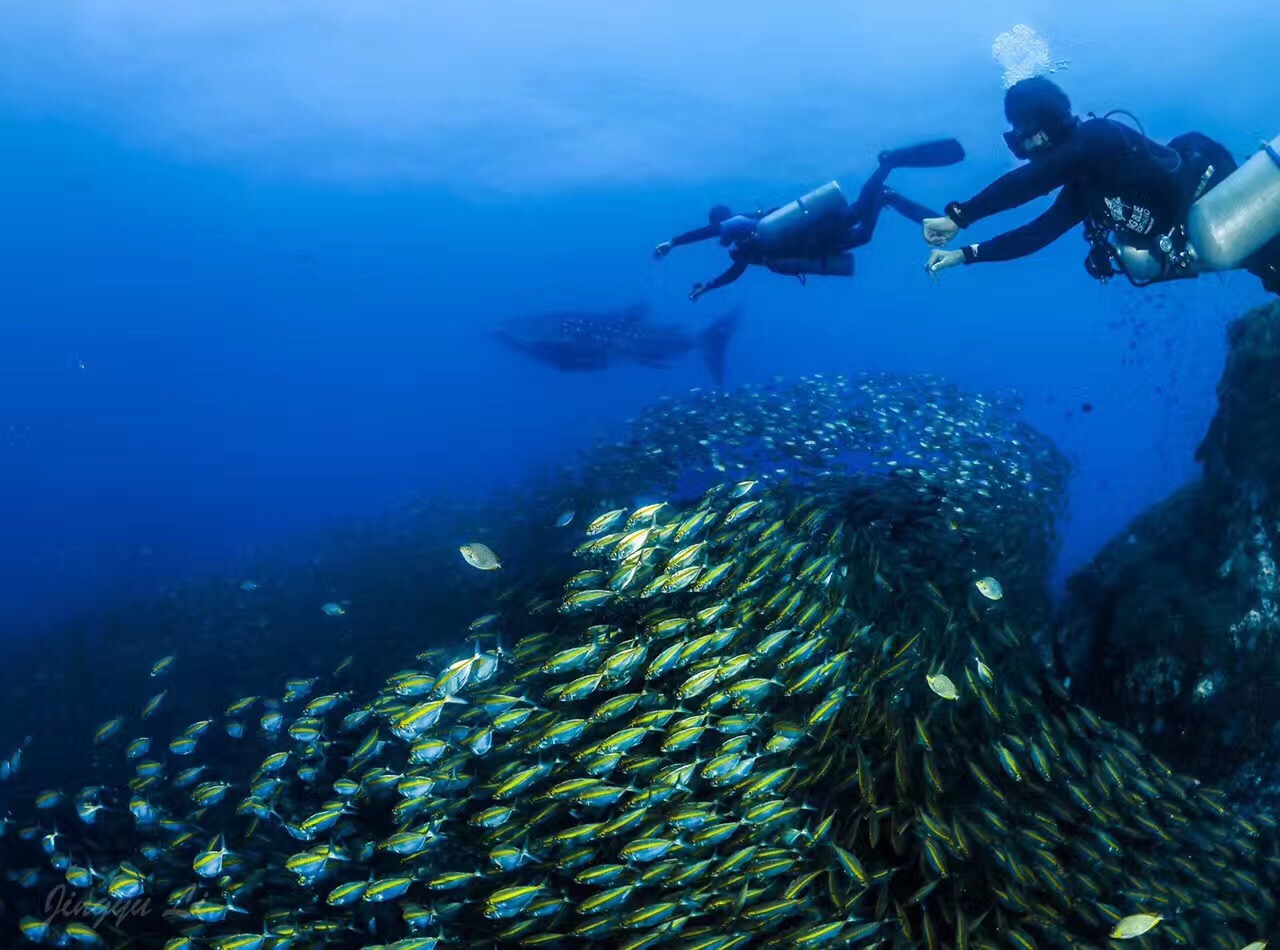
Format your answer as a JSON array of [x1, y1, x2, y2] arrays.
[[766, 253, 855, 278], [753, 182, 848, 252], [1083, 218, 1203, 287], [1094, 231, 1205, 286], [1186, 133, 1280, 272], [718, 215, 758, 245], [1114, 242, 1202, 283]]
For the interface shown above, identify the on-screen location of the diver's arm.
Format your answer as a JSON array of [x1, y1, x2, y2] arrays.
[[656, 223, 722, 258], [706, 258, 749, 289], [959, 185, 1084, 264], [947, 123, 1105, 227], [671, 224, 722, 247], [691, 259, 749, 301]]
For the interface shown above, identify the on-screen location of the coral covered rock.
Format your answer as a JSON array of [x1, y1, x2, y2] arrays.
[[1062, 301, 1280, 801]]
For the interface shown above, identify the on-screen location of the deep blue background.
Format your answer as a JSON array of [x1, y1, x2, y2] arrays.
[[0, 3, 1275, 636]]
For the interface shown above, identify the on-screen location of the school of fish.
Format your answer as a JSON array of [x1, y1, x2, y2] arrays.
[[0, 373, 1275, 949]]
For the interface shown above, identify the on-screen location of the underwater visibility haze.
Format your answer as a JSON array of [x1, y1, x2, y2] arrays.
[[2, 2, 1280, 947]]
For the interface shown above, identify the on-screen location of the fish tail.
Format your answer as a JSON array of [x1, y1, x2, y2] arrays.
[[699, 307, 740, 388]]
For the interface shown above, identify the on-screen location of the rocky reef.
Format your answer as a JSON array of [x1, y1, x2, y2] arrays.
[[1060, 299, 1280, 804]]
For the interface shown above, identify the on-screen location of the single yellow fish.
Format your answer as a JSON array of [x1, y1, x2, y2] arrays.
[[1110, 913, 1161, 939], [460, 542, 502, 571], [974, 576, 1003, 601], [926, 672, 958, 700]]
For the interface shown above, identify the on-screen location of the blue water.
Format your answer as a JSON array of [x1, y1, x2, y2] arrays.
[[0, 1, 1275, 637]]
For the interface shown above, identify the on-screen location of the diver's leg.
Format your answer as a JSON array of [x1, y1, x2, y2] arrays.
[[839, 169, 894, 250], [840, 220, 874, 252], [837, 141, 964, 250], [839, 188, 941, 251], [882, 190, 940, 225]]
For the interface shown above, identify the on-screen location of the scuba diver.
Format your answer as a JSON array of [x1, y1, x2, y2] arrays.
[[922, 77, 1280, 295], [654, 140, 967, 302]]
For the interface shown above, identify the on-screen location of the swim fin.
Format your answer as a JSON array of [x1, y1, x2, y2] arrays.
[[878, 138, 966, 169], [883, 189, 940, 225]]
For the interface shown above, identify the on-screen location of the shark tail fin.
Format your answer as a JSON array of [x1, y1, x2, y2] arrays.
[[699, 308, 740, 388]]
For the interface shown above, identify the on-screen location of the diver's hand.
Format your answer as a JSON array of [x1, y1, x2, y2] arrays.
[[654, 241, 673, 259], [925, 249, 965, 276], [923, 216, 959, 247], [689, 283, 706, 302]]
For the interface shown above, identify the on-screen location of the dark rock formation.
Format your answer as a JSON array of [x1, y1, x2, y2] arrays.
[[1060, 300, 1280, 801]]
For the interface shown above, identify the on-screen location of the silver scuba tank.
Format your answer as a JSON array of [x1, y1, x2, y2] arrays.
[[753, 182, 848, 251], [766, 253, 855, 278], [1114, 245, 1165, 282], [1114, 235, 1204, 284], [1186, 133, 1280, 272]]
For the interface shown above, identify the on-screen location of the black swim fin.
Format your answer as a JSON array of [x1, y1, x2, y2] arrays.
[[883, 189, 940, 225], [878, 138, 966, 169]]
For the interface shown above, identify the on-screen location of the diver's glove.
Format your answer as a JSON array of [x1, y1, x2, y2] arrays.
[[922, 216, 960, 247], [654, 241, 673, 258], [689, 283, 707, 302], [925, 249, 966, 275]]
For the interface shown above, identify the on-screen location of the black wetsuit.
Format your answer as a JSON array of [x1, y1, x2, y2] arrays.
[[678, 166, 939, 295], [948, 117, 1280, 293], [668, 212, 769, 294], [668, 214, 763, 250]]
